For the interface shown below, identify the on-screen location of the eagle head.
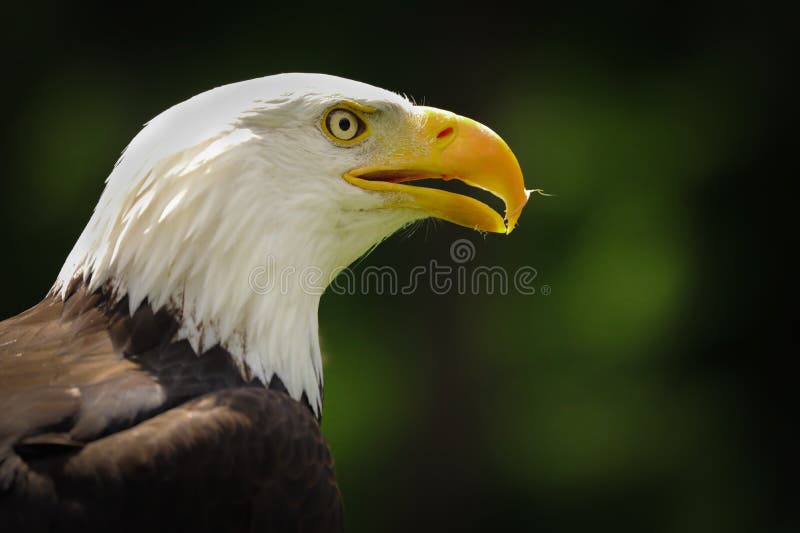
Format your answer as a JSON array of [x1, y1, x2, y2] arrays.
[[54, 73, 529, 415]]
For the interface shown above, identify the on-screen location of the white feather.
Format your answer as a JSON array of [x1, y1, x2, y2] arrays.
[[53, 74, 424, 416]]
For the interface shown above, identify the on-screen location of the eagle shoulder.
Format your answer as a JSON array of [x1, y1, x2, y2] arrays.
[[1, 387, 343, 533], [1, 286, 343, 532]]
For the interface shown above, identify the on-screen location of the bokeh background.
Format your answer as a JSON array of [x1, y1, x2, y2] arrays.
[[0, 4, 790, 532]]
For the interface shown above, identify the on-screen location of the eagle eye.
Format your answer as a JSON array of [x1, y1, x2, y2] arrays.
[[322, 106, 368, 144]]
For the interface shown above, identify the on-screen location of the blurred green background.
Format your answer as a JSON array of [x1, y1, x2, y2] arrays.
[[0, 4, 789, 532]]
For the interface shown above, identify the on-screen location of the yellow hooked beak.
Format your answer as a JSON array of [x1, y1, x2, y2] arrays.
[[343, 106, 530, 234]]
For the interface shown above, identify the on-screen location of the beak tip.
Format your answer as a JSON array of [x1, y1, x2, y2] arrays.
[[502, 189, 530, 235], [504, 219, 518, 235]]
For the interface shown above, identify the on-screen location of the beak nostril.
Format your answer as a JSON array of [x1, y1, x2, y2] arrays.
[[436, 127, 454, 140]]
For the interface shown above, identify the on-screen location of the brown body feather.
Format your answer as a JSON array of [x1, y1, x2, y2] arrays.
[[0, 284, 343, 532]]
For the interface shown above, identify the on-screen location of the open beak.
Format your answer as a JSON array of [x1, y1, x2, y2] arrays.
[[343, 106, 530, 234]]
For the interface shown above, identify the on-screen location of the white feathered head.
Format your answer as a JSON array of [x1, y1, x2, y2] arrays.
[[54, 73, 529, 415]]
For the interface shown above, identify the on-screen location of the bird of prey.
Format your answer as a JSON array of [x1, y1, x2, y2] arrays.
[[0, 73, 529, 532]]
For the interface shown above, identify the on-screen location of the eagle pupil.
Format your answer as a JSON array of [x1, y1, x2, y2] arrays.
[[338, 117, 351, 131]]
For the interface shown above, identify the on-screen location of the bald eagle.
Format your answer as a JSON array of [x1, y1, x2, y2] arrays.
[[0, 74, 528, 532]]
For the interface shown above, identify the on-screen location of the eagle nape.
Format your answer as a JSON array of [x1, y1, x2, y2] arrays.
[[0, 73, 529, 532]]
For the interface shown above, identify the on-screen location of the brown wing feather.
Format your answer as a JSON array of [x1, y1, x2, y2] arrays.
[[2, 388, 343, 533], [0, 285, 343, 532]]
